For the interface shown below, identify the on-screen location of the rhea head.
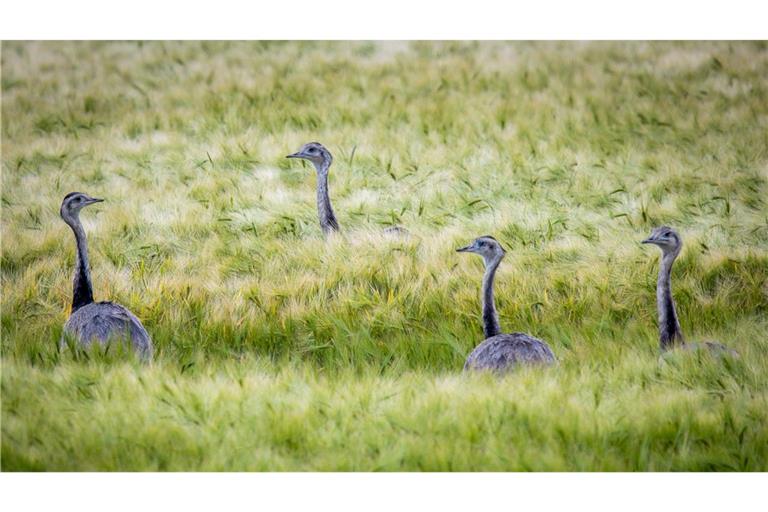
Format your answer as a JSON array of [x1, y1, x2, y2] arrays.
[[286, 142, 333, 172], [641, 226, 682, 256], [456, 235, 507, 264], [60, 192, 104, 225]]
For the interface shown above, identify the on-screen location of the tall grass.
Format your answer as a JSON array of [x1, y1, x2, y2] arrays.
[[2, 41, 767, 470]]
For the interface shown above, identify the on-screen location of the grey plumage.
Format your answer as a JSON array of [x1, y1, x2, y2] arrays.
[[676, 341, 739, 356], [63, 301, 153, 359], [464, 333, 556, 371], [457, 236, 556, 372], [286, 142, 408, 237], [383, 225, 409, 236], [642, 226, 738, 358], [59, 192, 153, 360]]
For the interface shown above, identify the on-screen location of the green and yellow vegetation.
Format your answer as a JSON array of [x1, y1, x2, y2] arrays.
[[2, 41, 767, 470]]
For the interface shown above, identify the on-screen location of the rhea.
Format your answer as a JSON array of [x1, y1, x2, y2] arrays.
[[641, 226, 737, 357], [286, 142, 340, 235], [59, 192, 153, 360], [457, 236, 556, 372], [286, 142, 406, 236]]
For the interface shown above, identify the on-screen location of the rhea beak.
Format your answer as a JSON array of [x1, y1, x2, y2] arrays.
[[641, 237, 654, 244], [286, 152, 302, 159], [87, 197, 105, 205], [456, 245, 472, 253]]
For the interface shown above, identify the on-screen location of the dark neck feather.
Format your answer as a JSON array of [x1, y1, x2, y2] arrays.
[[68, 217, 94, 312], [315, 159, 339, 235], [657, 251, 683, 350], [481, 256, 502, 338]]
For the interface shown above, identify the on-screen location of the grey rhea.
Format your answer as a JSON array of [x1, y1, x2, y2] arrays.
[[286, 142, 340, 235], [286, 142, 408, 236], [641, 226, 738, 358], [59, 192, 153, 360], [457, 236, 556, 372]]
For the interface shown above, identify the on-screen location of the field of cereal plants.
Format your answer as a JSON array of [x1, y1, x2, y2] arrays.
[[2, 41, 767, 470]]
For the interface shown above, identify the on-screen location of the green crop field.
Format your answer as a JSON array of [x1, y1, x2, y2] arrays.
[[1, 41, 767, 471]]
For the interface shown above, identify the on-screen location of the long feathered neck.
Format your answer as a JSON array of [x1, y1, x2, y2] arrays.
[[481, 255, 503, 338], [66, 215, 95, 312], [314, 158, 340, 235], [657, 251, 684, 350]]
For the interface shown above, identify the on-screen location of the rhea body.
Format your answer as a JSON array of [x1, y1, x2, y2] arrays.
[[60, 192, 152, 360], [457, 236, 556, 372], [642, 226, 737, 357], [286, 142, 407, 237]]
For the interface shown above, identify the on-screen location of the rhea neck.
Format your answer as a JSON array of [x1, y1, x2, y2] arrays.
[[313, 157, 340, 235], [63, 211, 94, 312], [656, 248, 684, 350], [481, 253, 503, 338]]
